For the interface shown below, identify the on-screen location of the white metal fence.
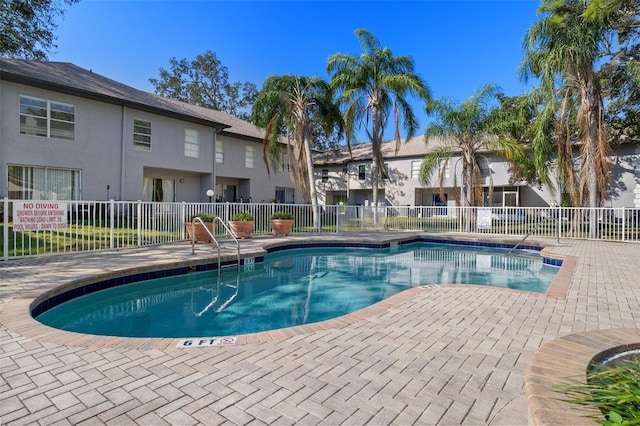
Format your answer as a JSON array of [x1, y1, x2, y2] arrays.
[[2, 198, 639, 260]]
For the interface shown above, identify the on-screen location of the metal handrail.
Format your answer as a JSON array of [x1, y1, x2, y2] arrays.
[[507, 216, 557, 255], [189, 217, 240, 269]]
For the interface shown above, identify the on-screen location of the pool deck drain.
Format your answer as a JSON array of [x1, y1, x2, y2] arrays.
[[1, 232, 639, 425]]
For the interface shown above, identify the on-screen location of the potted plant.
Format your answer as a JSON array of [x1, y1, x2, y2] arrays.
[[228, 211, 254, 239], [187, 213, 216, 243], [270, 211, 294, 237]]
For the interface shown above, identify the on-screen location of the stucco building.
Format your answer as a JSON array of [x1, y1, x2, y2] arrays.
[[0, 59, 299, 204], [314, 136, 640, 209]]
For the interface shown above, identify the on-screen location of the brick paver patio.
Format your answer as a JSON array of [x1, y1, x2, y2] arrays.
[[1, 233, 639, 425]]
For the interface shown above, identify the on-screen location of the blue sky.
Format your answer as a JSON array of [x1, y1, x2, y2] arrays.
[[51, 0, 542, 140]]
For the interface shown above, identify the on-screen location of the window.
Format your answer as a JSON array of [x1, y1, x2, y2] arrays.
[[184, 129, 199, 158], [216, 140, 224, 164], [322, 169, 329, 182], [278, 154, 290, 172], [383, 163, 390, 180], [20, 95, 75, 140], [142, 178, 175, 202], [245, 146, 255, 168], [411, 160, 422, 179], [439, 160, 450, 178], [8, 165, 80, 200], [275, 187, 295, 203], [133, 118, 151, 150], [358, 164, 366, 180], [478, 158, 490, 177]]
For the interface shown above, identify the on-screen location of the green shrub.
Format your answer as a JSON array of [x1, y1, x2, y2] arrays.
[[189, 213, 216, 222], [556, 360, 640, 425], [231, 211, 254, 221], [270, 211, 294, 220]]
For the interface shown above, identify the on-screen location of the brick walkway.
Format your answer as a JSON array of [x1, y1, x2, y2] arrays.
[[1, 233, 639, 425]]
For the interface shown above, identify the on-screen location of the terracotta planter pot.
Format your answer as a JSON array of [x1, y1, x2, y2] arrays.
[[271, 219, 294, 237], [187, 222, 214, 243], [228, 221, 254, 239]]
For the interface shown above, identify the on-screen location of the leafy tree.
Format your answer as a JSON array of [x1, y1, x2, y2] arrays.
[[420, 85, 527, 208], [150, 51, 257, 121], [521, 0, 614, 214], [592, 0, 640, 141], [488, 92, 547, 187], [251, 74, 343, 229], [327, 29, 431, 216], [0, 0, 78, 60]]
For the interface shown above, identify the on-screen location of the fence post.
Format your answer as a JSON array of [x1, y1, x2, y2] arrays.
[[137, 201, 142, 247], [3, 197, 8, 261], [109, 199, 115, 250], [557, 205, 561, 243], [181, 202, 187, 240], [622, 207, 626, 242]]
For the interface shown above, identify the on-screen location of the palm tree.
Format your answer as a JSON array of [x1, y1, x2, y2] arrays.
[[420, 85, 527, 208], [327, 29, 431, 216], [521, 0, 614, 211], [251, 74, 343, 229]]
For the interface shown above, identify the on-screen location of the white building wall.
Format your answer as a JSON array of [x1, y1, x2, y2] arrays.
[[1, 79, 300, 203]]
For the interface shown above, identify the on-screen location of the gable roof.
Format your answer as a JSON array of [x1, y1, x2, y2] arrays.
[[314, 136, 457, 165], [0, 59, 268, 141]]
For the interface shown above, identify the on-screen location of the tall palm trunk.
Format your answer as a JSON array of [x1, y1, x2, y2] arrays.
[[371, 105, 384, 227], [578, 67, 610, 237], [303, 123, 320, 230]]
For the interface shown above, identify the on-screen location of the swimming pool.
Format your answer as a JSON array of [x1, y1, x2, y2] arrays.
[[34, 241, 560, 338]]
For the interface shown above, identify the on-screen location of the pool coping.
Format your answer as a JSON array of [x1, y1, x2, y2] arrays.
[[0, 233, 574, 351], [525, 328, 640, 425]]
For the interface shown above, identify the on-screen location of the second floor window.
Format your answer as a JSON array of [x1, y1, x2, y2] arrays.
[[133, 118, 151, 150], [216, 140, 224, 164], [411, 160, 421, 179], [358, 164, 366, 180], [184, 129, 199, 158], [439, 160, 450, 179], [245, 146, 255, 168], [20, 95, 75, 141], [322, 169, 329, 182]]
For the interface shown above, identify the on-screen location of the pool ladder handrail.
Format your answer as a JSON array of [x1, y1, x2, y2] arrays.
[[189, 216, 241, 269], [507, 216, 558, 255]]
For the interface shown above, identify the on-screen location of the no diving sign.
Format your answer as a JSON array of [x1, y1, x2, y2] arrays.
[[176, 337, 236, 348]]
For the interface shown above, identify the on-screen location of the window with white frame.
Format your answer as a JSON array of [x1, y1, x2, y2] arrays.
[[133, 118, 152, 150], [478, 158, 490, 177], [278, 154, 290, 172], [216, 140, 224, 164], [358, 164, 366, 180], [322, 169, 329, 182], [20, 95, 75, 140], [142, 177, 175, 202], [8, 164, 80, 200], [245, 145, 255, 168], [411, 160, 422, 179], [439, 159, 450, 178], [184, 128, 199, 158], [275, 187, 295, 203], [383, 162, 390, 180]]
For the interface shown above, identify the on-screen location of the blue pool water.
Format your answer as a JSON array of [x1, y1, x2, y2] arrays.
[[36, 243, 559, 338]]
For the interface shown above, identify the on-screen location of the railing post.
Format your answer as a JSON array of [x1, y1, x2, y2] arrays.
[[137, 200, 142, 247], [316, 204, 322, 234], [621, 207, 626, 242], [557, 205, 561, 243], [109, 199, 115, 250], [3, 197, 8, 261], [181, 202, 187, 240]]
